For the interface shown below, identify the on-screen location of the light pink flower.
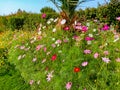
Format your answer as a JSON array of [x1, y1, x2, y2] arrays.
[[44, 47, 47, 52], [66, 82, 72, 90], [94, 53, 99, 59], [56, 40, 62, 44], [84, 49, 91, 54], [36, 45, 43, 51], [116, 16, 120, 21], [102, 57, 110, 63], [63, 39, 68, 43], [51, 44, 56, 48], [46, 71, 54, 82], [116, 58, 120, 62], [103, 51, 109, 55], [20, 46, 25, 50], [29, 80, 34, 85], [82, 61, 88, 67]]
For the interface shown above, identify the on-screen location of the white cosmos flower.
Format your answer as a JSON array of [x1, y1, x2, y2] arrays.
[[47, 20, 51, 24], [54, 18, 58, 22], [60, 19, 66, 25], [88, 34, 93, 37], [87, 41, 92, 45], [52, 28, 56, 32], [93, 29, 96, 32], [38, 31, 42, 35]]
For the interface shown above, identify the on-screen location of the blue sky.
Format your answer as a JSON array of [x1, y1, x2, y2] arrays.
[[0, 0, 109, 15]]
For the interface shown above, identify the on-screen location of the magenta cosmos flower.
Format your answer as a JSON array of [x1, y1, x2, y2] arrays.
[[82, 26, 88, 32], [85, 36, 94, 41], [102, 24, 110, 31], [63, 26, 70, 31], [41, 13, 46, 18]]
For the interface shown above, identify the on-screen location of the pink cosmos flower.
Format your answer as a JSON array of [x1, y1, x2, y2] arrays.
[[46, 71, 54, 82], [82, 61, 88, 67], [41, 13, 46, 18], [36, 45, 43, 51], [63, 39, 68, 43], [20, 46, 25, 50], [75, 25, 82, 30], [82, 26, 88, 32], [102, 57, 110, 63], [44, 47, 47, 52], [29, 80, 34, 85], [84, 49, 91, 54], [66, 82, 72, 90], [85, 36, 94, 41], [103, 51, 109, 55], [116, 58, 120, 62], [63, 26, 69, 31], [94, 52, 99, 59], [56, 40, 62, 44], [51, 44, 56, 48], [116, 16, 120, 21], [102, 24, 110, 31]]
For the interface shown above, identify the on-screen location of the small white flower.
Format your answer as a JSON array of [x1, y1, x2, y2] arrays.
[[88, 34, 93, 37], [42, 26, 46, 29], [50, 18, 54, 21], [86, 22, 90, 26], [93, 29, 96, 32], [52, 38, 55, 41], [37, 80, 40, 85], [38, 31, 42, 35], [47, 20, 51, 24], [22, 54, 26, 58], [34, 37, 37, 40], [52, 28, 56, 32], [58, 50, 62, 53], [32, 58, 37, 62], [113, 38, 119, 42], [87, 41, 92, 45], [60, 19, 66, 25], [54, 18, 58, 22], [18, 55, 22, 60]]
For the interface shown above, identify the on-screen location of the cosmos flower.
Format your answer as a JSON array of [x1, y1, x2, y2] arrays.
[[102, 57, 110, 63], [60, 19, 66, 25], [94, 52, 99, 59], [29, 80, 34, 85], [116, 16, 120, 21], [84, 49, 91, 54], [74, 67, 80, 72], [82, 61, 88, 67], [51, 54, 57, 61], [41, 13, 46, 18], [85, 36, 94, 41], [65, 82, 72, 90]]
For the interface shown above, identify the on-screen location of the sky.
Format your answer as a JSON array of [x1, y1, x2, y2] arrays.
[[0, 0, 109, 15]]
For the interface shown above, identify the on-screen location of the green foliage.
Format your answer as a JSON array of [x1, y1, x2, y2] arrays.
[[8, 17, 24, 30], [8, 19, 120, 90]]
